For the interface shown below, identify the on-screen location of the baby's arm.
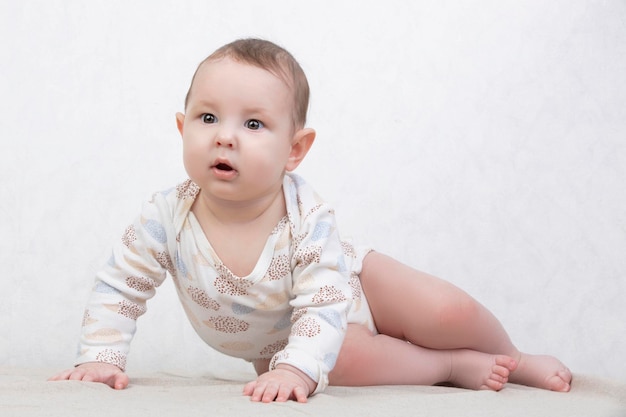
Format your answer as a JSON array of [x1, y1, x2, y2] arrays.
[[254, 177, 353, 400], [243, 364, 316, 403], [48, 362, 129, 390], [51, 189, 179, 385]]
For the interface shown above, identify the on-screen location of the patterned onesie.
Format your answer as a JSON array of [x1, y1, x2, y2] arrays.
[[76, 173, 375, 393]]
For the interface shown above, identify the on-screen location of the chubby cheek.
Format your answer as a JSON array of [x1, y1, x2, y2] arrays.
[[181, 145, 205, 179], [246, 149, 289, 182]]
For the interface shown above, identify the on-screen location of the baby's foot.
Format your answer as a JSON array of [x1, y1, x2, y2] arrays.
[[448, 350, 517, 391], [509, 353, 572, 392]]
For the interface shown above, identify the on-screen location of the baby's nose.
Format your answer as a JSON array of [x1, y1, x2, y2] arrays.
[[215, 129, 235, 148]]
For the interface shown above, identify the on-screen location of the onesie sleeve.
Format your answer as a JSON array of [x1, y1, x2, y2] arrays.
[[75, 191, 176, 370], [270, 185, 353, 393]]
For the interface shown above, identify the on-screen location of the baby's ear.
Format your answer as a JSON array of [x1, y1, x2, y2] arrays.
[[286, 128, 316, 171], [175, 112, 185, 135]]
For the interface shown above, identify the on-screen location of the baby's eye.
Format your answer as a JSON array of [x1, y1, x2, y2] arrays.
[[245, 119, 264, 130], [201, 113, 217, 124]]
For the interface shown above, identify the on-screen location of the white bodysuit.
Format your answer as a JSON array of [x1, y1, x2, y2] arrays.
[[77, 173, 375, 392]]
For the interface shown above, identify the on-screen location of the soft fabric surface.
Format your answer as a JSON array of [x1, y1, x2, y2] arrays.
[[2, 368, 625, 417]]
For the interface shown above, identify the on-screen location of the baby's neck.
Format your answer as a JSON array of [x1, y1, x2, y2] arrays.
[[192, 187, 286, 226]]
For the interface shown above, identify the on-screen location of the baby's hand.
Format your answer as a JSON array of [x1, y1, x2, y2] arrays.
[[243, 364, 317, 403], [48, 362, 129, 390]]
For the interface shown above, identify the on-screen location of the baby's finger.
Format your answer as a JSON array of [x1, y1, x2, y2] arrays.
[[68, 369, 87, 381], [242, 380, 257, 397], [292, 385, 309, 403], [274, 384, 300, 403], [249, 382, 269, 402], [111, 372, 129, 390], [260, 383, 280, 403], [47, 369, 72, 381]]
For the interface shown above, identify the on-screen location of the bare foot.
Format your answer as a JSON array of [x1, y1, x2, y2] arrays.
[[448, 350, 517, 391], [509, 353, 572, 392]]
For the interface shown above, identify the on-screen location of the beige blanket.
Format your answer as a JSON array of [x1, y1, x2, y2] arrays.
[[2, 368, 625, 417]]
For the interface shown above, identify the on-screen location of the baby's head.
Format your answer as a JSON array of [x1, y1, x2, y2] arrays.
[[184, 38, 310, 129]]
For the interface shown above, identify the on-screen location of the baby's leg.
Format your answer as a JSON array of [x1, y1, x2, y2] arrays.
[[253, 359, 271, 375], [329, 324, 515, 390], [358, 252, 571, 392]]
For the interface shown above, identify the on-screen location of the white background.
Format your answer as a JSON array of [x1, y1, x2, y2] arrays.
[[1, 1, 625, 383]]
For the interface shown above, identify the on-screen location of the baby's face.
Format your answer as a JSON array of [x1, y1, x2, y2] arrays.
[[178, 58, 297, 204]]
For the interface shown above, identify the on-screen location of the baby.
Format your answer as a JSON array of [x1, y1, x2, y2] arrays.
[[50, 38, 572, 403]]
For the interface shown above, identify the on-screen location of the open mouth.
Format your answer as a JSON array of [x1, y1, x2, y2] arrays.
[[214, 163, 234, 171]]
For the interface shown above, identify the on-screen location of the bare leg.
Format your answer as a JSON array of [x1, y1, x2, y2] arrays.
[[253, 359, 271, 376], [330, 324, 514, 390], [357, 252, 571, 392]]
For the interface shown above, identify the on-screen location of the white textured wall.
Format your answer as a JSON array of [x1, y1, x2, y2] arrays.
[[1, 1, 625, 382]]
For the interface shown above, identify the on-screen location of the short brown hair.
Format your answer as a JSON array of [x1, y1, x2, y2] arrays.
[[184, 38, 310, 129]]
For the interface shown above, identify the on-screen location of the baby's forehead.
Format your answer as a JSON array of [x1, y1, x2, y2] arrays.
[[200, 57, 294, 89], [189, 59, 295, 108]]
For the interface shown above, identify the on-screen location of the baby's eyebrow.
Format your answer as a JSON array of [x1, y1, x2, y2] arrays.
[[244, 106, 271, 116], [191, 99, 217, 109]]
